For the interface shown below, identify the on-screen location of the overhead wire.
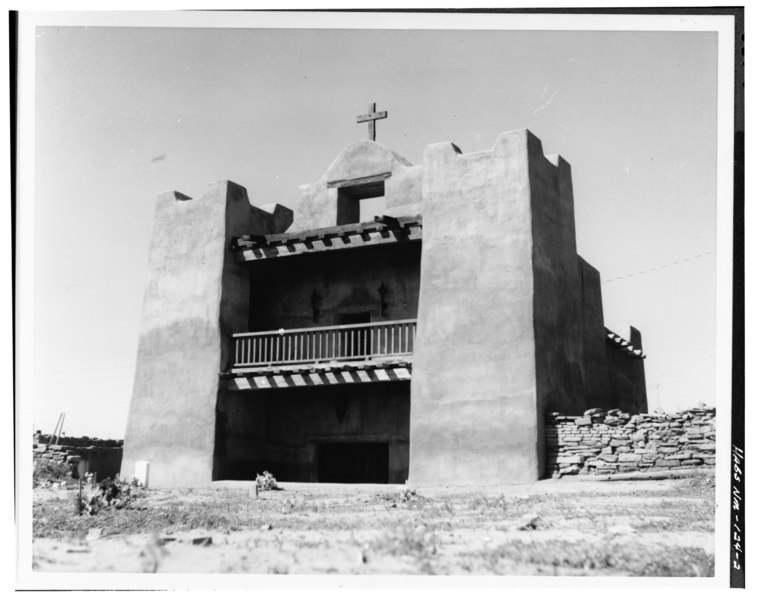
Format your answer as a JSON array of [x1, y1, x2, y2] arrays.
[[603, 250, 714, 283]]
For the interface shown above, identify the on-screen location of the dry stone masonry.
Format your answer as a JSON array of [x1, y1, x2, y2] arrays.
[[545, 407, 715, 476], [33, 432, 124, 481]]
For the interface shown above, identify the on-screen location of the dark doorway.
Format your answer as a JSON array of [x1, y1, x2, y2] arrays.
[[317, 442, 389, 483]]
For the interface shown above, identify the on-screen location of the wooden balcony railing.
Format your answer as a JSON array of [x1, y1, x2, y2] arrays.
[[232, 319, 417, 370]]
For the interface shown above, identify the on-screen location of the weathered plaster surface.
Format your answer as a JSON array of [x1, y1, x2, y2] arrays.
[[604, 334, 648, 413], [577, 257, 647, 413], [578, 257, 612, 407], [121, 182, 291, 487], [410, 130, 542, 485]]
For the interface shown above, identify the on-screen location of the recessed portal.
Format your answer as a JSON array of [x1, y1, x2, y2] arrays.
[[317, 442, 389, 483], [214, 381, 410, 484]]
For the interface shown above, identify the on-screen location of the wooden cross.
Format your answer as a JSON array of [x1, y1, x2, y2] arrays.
[[356, 102, 387, 141]]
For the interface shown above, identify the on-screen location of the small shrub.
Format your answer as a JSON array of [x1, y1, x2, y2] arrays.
[[33, 458, 74, 488], [72, 491, 86, 516], [399, 487, 417, 503], [256, 471, 282, 491], [82, 477, 145, 515], [376, 487, 426, 509]]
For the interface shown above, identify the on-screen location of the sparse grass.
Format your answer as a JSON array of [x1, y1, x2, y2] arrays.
[[34, 490, 268, 539], [33, 474, 716, 576], [370, 521, 439, 574], [465, 539, 714, 577]]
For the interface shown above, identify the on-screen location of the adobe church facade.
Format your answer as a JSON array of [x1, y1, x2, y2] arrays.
[[122, 125, 647, 487]]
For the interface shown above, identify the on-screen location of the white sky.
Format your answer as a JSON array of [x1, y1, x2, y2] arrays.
[[27, 15, 725, 439]]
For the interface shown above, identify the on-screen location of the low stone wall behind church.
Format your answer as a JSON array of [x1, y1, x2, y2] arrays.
[[545, 407, 715, 476], [34, 433, 123, 481]]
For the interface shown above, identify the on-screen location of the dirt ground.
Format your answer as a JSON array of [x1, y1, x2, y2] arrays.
[[32, 473, 716, 576]]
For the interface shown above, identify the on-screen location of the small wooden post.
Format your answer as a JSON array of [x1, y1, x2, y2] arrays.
[[51, 413, 63, 444], [54, 413, 66, 446], [76, 460, 84, 517]]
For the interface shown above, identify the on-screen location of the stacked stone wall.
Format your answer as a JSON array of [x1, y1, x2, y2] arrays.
[[33, 433, 123, 481], [35, 433, 123, 448], [546, 407, 715, 476]]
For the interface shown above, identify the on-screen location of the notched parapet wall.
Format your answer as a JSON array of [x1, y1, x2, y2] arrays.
[[410, 129, 544, 485], [121, 182, 292, 487], [525, 132, 585, 415], [546, 407, 715, 476], [577, 256, 608, 408], [576, 257, 648, 413], [409, 129, 637, 486]]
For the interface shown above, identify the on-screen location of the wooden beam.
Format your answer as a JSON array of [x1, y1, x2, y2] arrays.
[[356, 111, 388, 123], [327, 172, 391, 189], [374, 215, 400, 228]]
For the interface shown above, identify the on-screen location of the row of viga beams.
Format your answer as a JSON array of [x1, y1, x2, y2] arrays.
[[233, 218, 422, 261]]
